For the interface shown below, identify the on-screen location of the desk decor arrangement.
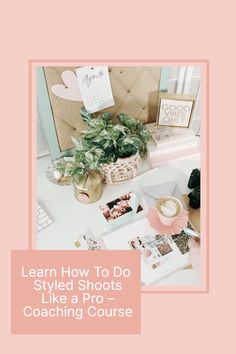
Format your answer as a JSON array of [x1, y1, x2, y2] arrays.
[[46, 107, 150, 203]]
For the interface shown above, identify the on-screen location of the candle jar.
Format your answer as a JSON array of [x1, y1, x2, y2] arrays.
[[73, 170, 103, 204]]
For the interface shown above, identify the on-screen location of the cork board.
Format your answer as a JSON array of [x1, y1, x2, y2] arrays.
[[43, 66, 161, 152]]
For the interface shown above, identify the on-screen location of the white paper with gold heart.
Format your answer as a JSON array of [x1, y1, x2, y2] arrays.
[[51, 70, 82, 101]]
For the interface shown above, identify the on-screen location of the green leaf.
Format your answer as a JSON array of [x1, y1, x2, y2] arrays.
[[100, 112, 112, 120], [118, 113, 136, 128], [71, 167, 83, 176], [113, 124, 126, 133], [83, 128, 101, 139], [80, 107, 93, 123], [71, 137, 86, 150], [85, 151, 94, 162]]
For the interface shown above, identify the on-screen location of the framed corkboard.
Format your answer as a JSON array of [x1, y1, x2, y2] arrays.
[[37, 66, 161, 160]]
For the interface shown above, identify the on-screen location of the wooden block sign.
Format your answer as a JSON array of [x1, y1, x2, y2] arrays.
[[157, 93, 196, 128]]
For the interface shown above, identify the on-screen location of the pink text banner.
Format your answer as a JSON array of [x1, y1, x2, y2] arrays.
[[11, 250, 141, 334]]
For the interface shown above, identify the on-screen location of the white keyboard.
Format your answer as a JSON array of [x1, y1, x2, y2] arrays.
[[36, 201, 54, 232]]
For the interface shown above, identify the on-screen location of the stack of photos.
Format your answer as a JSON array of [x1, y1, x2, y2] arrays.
[[101, 217, 195, 285], [128, 226, 194, 271], [99, 192, 142, 223], [129, 234, 174, 269]]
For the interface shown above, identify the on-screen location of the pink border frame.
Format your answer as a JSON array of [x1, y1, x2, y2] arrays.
[[30, 59, 209, 294]]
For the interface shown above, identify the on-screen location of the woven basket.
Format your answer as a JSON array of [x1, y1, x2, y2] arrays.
[[101, 153, 141, 184]]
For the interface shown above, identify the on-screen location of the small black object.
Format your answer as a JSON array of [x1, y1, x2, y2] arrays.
[[188, 169, 200, 189], [188, 185, 200, 209]]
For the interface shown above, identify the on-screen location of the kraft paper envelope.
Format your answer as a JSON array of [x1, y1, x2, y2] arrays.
[[183, 194, 200, 233]]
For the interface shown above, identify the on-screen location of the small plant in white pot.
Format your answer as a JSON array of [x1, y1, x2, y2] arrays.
[[72, 107, 151, 184]]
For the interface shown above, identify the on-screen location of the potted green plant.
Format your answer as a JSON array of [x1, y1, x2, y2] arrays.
[[71, 107, 150, 184]]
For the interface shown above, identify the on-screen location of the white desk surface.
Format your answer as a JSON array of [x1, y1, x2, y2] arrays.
[[37, 154, 201, 287]]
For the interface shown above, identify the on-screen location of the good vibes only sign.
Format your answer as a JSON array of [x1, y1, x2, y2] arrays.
[[157, 93, 195, 128]]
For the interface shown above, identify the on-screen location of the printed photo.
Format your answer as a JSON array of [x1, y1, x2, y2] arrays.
[[156, 241, 173, 256], [74, 232, 102, 250], [99, 192, 142, 222]]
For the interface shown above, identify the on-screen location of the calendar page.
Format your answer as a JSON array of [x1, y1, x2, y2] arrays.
[[76, 66, 115, 113]]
